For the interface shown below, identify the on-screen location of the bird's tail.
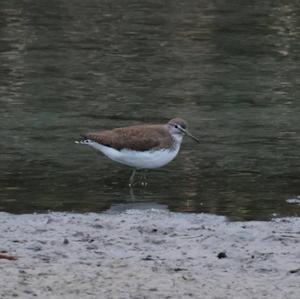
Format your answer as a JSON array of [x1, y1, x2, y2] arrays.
[[75, 135, 90, 144]]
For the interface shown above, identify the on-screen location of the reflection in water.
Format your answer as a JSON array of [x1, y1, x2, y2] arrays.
[[0, 0, 299, 220]]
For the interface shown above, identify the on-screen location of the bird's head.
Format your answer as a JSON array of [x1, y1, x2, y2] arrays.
[[167, 118, 199, 143]]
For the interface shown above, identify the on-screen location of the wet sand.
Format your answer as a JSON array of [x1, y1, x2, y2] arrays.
[[0, 209, 299, 299]]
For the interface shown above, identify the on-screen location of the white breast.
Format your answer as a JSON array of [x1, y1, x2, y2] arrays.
[[85, 141, 181, 169]]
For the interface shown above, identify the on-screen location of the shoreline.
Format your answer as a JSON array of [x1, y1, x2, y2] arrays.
[[0, 209, 299, 298]]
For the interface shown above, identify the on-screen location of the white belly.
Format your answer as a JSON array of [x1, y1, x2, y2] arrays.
[[86, 141, 180, 169]]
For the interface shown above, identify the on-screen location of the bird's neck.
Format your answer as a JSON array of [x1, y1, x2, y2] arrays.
[[171, 133, 183, 148]]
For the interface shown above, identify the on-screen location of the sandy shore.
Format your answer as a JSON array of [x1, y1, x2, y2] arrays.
[[0, 208, 299, 299]]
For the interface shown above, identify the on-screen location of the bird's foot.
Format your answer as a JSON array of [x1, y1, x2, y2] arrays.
[[128, 169, 148, 187], [140, 181, 148, 187], [139, 172, 148, 187], [129, 180, 148, 187]]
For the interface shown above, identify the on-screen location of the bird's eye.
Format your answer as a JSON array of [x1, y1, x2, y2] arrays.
[[174, 125, 178, 128]]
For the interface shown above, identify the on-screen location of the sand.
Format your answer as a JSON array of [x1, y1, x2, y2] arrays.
[[0, 208, 299, 299]]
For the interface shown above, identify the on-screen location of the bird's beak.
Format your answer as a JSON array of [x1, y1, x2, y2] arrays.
[[180, 128, 200, 143]]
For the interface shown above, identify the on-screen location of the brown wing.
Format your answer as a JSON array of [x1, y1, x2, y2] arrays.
[[82, 125, 173, 151]]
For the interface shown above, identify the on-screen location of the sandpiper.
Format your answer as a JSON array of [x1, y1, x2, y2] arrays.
[[76, 118, 199, 186]]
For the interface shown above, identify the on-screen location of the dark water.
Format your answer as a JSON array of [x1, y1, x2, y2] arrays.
[[1, 0, 300, 220]]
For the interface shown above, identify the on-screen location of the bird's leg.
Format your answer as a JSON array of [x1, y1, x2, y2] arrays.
[[129, 169, 137, 187], [138, 170, 144, 186]]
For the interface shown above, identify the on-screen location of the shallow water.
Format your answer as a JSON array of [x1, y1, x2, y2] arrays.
[[0, 0, 300, 220]]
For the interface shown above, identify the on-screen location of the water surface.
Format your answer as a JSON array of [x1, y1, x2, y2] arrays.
[[1, 0, 300, 220]]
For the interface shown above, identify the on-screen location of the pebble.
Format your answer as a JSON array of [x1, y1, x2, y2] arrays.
[[217, 252, 227, 259]]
